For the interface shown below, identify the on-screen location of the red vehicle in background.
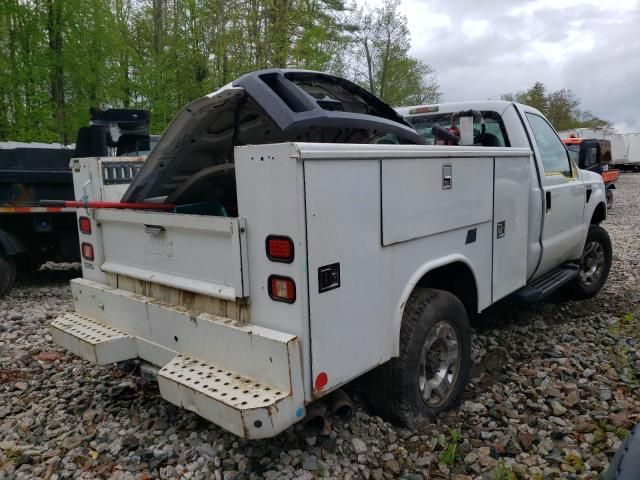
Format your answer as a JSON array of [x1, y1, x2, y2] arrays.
[[563, 136, 618, 208]]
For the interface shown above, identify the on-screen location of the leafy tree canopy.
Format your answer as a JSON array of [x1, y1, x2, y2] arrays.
[[0, 0, 440, 142], [501, 82, 611, 132]]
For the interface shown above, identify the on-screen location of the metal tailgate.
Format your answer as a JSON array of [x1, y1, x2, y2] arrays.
[[95, 209, 249, 300]]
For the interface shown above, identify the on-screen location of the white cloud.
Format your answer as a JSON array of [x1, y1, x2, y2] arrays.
[[360, 0, 640, 131], [461, 19, 489, 39], [509, 0, 638, 15]]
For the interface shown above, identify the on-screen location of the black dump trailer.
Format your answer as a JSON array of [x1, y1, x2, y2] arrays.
[[0, 107, 152, 296], [0, 144, 77, 295]]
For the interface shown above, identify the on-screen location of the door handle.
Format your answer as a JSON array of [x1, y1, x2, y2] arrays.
[[442, 164, 452, 190], [546, 191, 551, 212]]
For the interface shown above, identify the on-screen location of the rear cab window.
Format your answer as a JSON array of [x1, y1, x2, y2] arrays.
[[404, 111, 511, 147]]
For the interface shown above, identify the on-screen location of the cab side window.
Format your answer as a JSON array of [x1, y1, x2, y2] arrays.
[[526, 113, 572, 177]]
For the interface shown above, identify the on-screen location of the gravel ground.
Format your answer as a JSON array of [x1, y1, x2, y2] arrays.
[[2, 175, 640, 480]]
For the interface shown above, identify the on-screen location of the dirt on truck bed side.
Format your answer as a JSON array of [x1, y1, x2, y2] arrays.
[[1, 175, 640, 479]]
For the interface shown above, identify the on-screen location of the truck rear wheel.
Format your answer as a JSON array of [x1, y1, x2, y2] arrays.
[[567, 225, 612, 299], [367, 288, 471, 425], [0, 253, 16, 297]]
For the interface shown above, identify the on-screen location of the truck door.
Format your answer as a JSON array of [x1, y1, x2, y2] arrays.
[[524, 112, 585, 274]]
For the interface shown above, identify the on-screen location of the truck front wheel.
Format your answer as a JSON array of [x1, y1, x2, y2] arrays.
[[606, 189, 613, 209], [0, 253, 16, 297], [367, 288, 471, 424], [567, 225, 612, 299]]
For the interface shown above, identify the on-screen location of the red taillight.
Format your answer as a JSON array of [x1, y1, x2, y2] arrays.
[[266, 235, 294, 263], [79, 216, 92, 234], [81, 242, 94, 261], [268, 275, 296, 303]]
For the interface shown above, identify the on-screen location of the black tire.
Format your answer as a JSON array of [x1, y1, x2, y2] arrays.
[[366, 288, 471, 425], [0, 253, 16, 297], [567, 224, 612, 299], [606, 189, 614, 210], [602, 423, 640, 480]]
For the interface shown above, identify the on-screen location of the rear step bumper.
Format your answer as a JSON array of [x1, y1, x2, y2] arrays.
[[515, 264, 579, 302], [50, 279, 305, 439]]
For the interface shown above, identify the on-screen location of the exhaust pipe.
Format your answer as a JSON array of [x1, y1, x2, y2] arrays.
[[297, 401, 330, 437], [329, 389, 354, 421], [297, 389, 354, 437]]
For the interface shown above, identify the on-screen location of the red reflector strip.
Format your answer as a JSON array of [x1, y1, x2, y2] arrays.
[[268, 275, 296, 303], [266, 235, 294, 263], [0, 206, 70, 213], [409, 105, 439, 114], [81, 242, 94, 261], [78, 216, 92, 234]]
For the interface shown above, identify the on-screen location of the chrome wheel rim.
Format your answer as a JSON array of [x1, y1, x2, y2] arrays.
[[579, 241, 605, 287], [418, 321, 461, 407]]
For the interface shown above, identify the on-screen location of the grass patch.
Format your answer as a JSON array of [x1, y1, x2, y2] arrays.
[[439, 428, 461, 466], [608, 312, 640, 339], [4, 449, 21, 465], [606, 311, 640, 392], [564, 453, 584, 474], [591, 420, 630, 454], [488, 460, 517, 480]]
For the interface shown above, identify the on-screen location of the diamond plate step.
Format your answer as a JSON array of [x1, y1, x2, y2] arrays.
[[158, 354, 293, 439], [50, 313, 137, 365]]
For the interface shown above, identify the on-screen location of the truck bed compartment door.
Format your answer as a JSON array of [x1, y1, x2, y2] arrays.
[[492, 156, 530, 302], [304, 159, 385, 395]]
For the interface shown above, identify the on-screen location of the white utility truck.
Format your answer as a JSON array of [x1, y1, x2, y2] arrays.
[[50, 70, 612, 439]]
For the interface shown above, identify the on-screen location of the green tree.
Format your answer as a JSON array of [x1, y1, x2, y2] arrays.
[[0, 0, 438, 141], [502, 82, 610, 132], [501, 81, 547, 112], [546, 88, 579, 131], [347, 0, 440, 106]]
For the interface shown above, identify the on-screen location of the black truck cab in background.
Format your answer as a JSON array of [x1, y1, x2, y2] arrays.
[[0, 107, 153, 296]]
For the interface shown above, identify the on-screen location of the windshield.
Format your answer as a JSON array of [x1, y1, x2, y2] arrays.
[[118, 136, 160, 157], [565, 143, 580, 162], [405, 111, 509, 146]]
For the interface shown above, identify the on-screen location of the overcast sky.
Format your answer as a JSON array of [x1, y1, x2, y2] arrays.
[[365, 0, 640, 133]]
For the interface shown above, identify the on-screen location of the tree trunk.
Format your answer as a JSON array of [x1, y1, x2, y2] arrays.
[[379, 32, 391, 100], [364, 37, 375, 95], [46, 0, 65, 143], [267, 0, 290, 68], [153, 0, 163, 54]]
